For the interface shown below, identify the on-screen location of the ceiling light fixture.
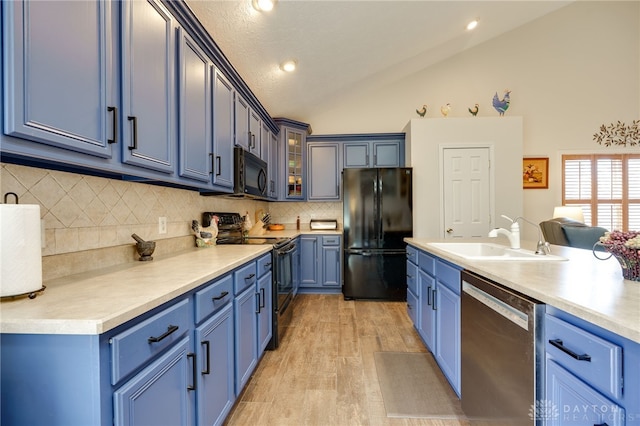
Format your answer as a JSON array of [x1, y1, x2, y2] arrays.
[[252, 0, 276, 12], [280, 60, 296, 72], [466, 19, 479, 31]]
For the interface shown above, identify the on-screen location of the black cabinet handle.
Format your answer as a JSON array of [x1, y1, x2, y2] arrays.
[[264, 262, 272, 269], [201, 340, 211, 375], [260, 288, 265, 309], [244, 273, 256, 281], [407, 273, 413, 280], [427, 285, 432, 306], [212, 291, 229, 301], [216, 155, 222, 176], [127, 116, 137, 150], [107, 106, 117, 144], [549, 339, 591, 362], [255, 292, 261, 314], [209, 153, 214, 175], [594, 423, 609, 426], [147, 324, 178, 343], [187, 352, 196, 391], [431, 288, 437, 310]]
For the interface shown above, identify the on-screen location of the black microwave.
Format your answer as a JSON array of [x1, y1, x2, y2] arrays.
[[234, 147, 268, 199]]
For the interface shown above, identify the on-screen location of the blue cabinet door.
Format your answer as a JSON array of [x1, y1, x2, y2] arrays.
[[299, 236, 319, 287], [546, 360, 625, 426], [213, 69, 235, 189], [435, 283, 461, 396], [178, 28, 212, 184], [268, 132, 279, 199], [234, 94, 250, 151], [418, 269, 436, 352], [121, 0, 176, 173], [257, 272, 273, 354], [249, 109, 262, 157], [234, 285, 258, 395], [308, 143, 340, 200], [3, 0, 117, 158], [343, 143, 370, 168], [292, 243, 300, 296], [195, 304, 235, 426], [322, 245, 341, 287], [114, 337, 192, 426], [372, 142, 401, 167]]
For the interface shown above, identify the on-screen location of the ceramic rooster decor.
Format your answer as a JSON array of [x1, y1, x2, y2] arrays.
[[440, 103, 451, 117], [492, 90, 511, 116], [416, 104, 427, 118], [192, 217, 218, 247], [468, 104, 479, 116]]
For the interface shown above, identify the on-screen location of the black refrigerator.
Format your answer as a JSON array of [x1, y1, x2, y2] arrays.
[[343, 167, 413, 300]]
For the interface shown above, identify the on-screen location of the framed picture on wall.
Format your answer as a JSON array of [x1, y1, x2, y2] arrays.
[[523, 157, 548, 189]]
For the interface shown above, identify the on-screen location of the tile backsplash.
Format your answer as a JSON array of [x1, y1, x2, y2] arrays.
[[1, 163, 341, 278]]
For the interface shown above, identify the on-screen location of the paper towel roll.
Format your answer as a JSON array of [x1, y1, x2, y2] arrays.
[[0, 204, 43, 297]]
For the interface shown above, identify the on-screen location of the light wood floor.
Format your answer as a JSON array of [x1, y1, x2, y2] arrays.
[[224, 294, 470, 426]]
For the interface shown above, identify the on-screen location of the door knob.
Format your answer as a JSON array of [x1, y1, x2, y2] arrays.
[[446, 228, 454, 234]]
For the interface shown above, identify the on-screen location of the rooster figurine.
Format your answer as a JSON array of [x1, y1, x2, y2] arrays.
[[440, 103, 451, 117], [468, 104, 479, 117], [416, 104, 427, 118], [492, 90, 511, 116]]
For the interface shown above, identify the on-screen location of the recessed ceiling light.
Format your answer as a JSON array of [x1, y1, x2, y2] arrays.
[[280, 60, 297, 72], [466, 20, 479, 31], [252, 0, 276, 12]]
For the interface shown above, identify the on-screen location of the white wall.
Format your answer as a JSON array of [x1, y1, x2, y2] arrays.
[[404, 117, 523, 238], [308, 1, 640, 238]]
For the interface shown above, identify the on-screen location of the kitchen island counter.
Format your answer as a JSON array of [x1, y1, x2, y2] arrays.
[[406, 238, 640, 343], [0, 244, 272, 335]]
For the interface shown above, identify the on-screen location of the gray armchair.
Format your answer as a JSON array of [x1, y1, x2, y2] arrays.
[[539, 217, 608, 250]]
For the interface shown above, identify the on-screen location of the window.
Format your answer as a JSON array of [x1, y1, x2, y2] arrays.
[[562, 154, 640, 230]]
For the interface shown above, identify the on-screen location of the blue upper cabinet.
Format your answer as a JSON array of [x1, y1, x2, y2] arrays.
[[234, 94, 250, 151], [343, 141, 403, 168], [212, 69, 235, 190], [307, 142, 340, 201], [2, 0, 117, 158], [121, 0, 176, 173], [178, 28, 212, 184]]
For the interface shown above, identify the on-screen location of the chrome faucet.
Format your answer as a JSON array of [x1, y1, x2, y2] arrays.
[[516, 216, 551, 255], [488, 215, 520, 249]]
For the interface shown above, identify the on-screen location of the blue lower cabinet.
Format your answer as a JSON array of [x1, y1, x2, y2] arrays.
[[234, 285, 258, 395], [546, 360, 624, 426], [114, 336, 193, 426], [257, 272, 273, 354], [434, 283, 460, 395], [299, 234, 342, 294], [195, 304, 234, 426]]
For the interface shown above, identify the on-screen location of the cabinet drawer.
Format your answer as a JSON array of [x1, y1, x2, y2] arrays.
[[406, 261, 418, 295], [407, 287, 419, 326], [111, 298, 190, 385], [234, 261, 257, 295], [406, 245, 417, 263], [545, 314, 623, 400], [322, 236, 340, 246], [257, 253, 272, 278], [435, 260, 460, 294], [194, 274, 233, 324], [418, 251, 435, 276]]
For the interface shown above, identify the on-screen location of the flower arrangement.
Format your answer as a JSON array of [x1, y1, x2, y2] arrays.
[[597, 230, 640, 281]]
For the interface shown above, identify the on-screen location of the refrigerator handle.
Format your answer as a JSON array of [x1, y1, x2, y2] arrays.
[[377, 174, 383, 246]]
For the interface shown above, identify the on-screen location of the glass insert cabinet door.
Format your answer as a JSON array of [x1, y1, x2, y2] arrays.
[[287, 129, 303, 198]]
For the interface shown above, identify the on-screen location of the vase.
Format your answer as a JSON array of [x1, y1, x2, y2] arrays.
[[611, 253, 640, 281]]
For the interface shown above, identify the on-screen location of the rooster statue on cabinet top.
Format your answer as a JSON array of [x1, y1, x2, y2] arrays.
[[468, 104, 479, 117], [416, 104, 427, 118], [440, 103, 451, 117], [492, 90, 511, 116]]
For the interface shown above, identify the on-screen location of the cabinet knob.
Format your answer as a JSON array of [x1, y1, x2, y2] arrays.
[[446, 228, 454, 234]]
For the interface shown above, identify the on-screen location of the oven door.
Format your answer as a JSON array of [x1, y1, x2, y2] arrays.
[[270, 240, 296, 349]]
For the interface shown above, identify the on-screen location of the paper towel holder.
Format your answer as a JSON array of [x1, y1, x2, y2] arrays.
[[1, 192, 46, 299], [3, 192, 19, 204]]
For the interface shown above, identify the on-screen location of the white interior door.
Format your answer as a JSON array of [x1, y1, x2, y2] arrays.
[[442, 147, 492, 238]]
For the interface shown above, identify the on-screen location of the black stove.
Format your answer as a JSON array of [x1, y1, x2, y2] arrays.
[[202, 212, 291, 247]]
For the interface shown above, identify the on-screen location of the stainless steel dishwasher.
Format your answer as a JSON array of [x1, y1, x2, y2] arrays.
[[461, 270, 544, 426]]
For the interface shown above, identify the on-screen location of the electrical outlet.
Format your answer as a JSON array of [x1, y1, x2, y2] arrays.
[[158, 217, 167, 234]]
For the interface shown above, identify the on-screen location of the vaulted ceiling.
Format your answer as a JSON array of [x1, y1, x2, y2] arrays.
[[186, 1, 571, 123]]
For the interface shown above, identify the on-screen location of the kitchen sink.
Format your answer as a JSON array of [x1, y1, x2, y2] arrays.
[[427, 242, 567, 261]]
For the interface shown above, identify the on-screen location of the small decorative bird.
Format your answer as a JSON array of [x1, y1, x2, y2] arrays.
[[492, 90, 511, 116], [416, 104, 427, 118], [440, 103, 451, 117], [468, 104, 479, 116]]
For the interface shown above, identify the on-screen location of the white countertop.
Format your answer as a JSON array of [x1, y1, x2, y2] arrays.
[[0, 244, 272, 335], [0, 230, 343, 336], [406, 238, 640, 344]]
